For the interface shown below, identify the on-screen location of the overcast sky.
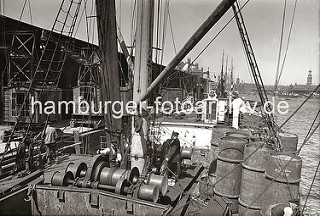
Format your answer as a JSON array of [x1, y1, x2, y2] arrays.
[[2, 0, 319, 85]]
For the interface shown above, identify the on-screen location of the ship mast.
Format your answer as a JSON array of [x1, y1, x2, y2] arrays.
[[131, 0, 154, 173], [95, 0, 123, 148]]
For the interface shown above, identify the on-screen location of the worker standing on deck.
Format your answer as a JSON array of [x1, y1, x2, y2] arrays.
[[231, 91, 245, 129], [161, 132, 181, 180], [15, 137, 27, 172], [43, 122, 58, 165], [231, 91, 260, 128]]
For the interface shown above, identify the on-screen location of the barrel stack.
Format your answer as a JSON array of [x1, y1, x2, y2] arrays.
[[238, 142, 273, 215], [214, 131, 250, 214], [263, 152, 302, 211]]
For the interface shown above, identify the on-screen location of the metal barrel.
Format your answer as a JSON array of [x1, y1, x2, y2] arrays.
[[218, 136, 248, 160], [239, 142, 273, 215], [225, 130, 251, 140], [263, 152, 302, 209], [279, 132, 298, 153], [211, 125, 235, 147], [214, 136, 248, 213]]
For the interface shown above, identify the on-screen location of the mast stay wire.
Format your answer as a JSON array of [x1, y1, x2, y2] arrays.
[[130, 0, 137, 56], [167, 1, 177, 55], [275, 0, 298, 88], [168, 85, 319, 215], [274, 0, 287, 92], [27, 0, 33, 25], [160, 0, 169, 66], [74, 0, 89, 37]]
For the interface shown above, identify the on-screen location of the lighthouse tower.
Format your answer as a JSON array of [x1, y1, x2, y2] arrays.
[[307, 69, 312, 86]]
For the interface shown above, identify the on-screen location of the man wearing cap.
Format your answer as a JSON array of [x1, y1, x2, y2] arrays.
[[161, 132, 181, 179]]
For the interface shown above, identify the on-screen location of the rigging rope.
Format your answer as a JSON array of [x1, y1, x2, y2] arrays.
[[74, 0, 88, 37], [27, 0, 33, 25], [276, 0, 299, 87], [160, 0, 169, 66], [274, 0, 287, 92], [130, 0, 137, 53], [167, 1, 177, 55], [19, 0, 28, 22]]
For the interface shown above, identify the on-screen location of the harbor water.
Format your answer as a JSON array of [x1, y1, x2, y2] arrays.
[[0, 97, 319, 213]]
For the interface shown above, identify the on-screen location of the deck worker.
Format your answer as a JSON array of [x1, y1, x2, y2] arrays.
[[265, 200, 300, 216], [15, 137, 28, 172], [231, 91, 258, 129], [97, 140, 122, 167], [161, 131, 181, 180], [231, 91, 245, 129], [43, 122, 58, 165]]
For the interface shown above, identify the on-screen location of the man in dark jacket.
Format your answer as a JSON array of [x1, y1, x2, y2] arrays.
[[161, 132, 181, 179]]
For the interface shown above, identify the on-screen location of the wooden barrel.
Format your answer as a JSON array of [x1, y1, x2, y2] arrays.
[[239, 142, 273, 215], [263, 152, 302, 209], [215, 136, 248, 213], [279, 132, 298, 152]]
